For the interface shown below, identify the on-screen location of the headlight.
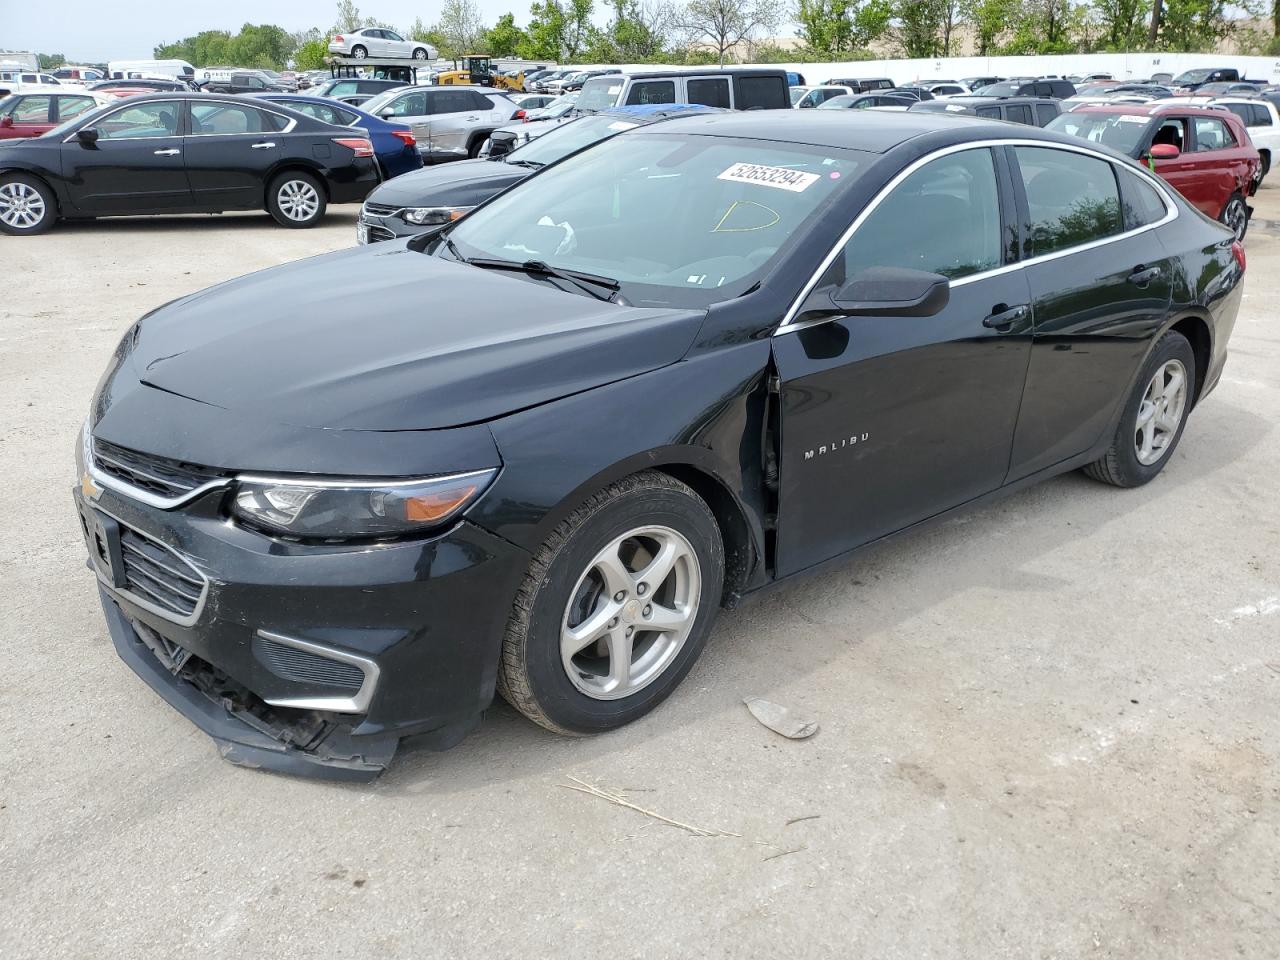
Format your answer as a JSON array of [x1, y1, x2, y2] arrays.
[[402, 206, 472, 225], [230, 469, 496, 540]]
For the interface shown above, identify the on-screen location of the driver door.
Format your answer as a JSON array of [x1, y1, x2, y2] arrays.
[[62, 98, 192, 213], [772, 146, 1032, 576]]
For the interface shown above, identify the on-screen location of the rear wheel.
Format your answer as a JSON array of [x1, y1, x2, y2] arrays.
[[1221, 191, 1248, 242], [0, 174, 56, 236], [1083, 331, 1195, 488], [497, 471, 724, 735], [266, 171, 326, 228], [466, 135, 486, 158], [351, 45, 368, 59]]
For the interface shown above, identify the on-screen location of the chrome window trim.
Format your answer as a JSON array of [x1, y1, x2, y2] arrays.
[[87, 502, 210, 628], [257, 630, 381, 714], [774, 137, 1179, 336], [62, 98, 185, 143], [87, 430, 231, 509]]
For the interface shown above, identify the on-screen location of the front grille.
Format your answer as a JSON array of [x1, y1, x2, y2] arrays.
[[92, 438, 224, 500], [254, 634, 365, 691], [362, 202, 398, 217], [118, 525, 206, 619]]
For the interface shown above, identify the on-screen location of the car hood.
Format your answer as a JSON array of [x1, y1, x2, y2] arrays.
[[130, 242, 706, 432], [367, 158, 526, 207]]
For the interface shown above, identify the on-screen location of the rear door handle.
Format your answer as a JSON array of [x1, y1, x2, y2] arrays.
[[153, 148, 180, 156], [1128, 265, 1160, 286], [983, 304, 1029, 329], [251, 141, 276, 149]]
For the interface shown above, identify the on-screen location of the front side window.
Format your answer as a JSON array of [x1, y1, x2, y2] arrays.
[[385, 30, 404, 41], [836, 147, 1002, 282], [13, 96, 52, 122], [625, 80, 675, 106], [386, 92, 427, 116], [1016, 146, 1122, 256], [447, 133, 861, 307], [1192, 116, 1234, 151], [96, 101, 181, 139]]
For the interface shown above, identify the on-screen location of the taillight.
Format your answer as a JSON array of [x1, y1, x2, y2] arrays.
[[332, 137, 374, 157], [391, 129, 415, 147], [514, 109, 526, 119], [1231, 239, 1246, 271], [333, 35, 344, 42]]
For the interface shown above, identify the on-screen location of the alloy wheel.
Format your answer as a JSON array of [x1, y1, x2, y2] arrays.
[[1223, 196, 1248, 242], [1134, 359, 1188, 466], [413, 48, 428, 60], [0, 181, 47, 230], [277, 180, 320, 222], [352, 46, 368, 59], [561, 525, 701, 700]]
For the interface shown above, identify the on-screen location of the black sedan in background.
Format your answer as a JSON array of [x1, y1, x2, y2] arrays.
[[0, 93, 379, 234], [357, 104, 718, 244], [76, 112, 1243, 778]]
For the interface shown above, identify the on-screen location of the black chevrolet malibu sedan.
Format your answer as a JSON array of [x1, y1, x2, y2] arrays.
[[75, 112, 1243, 778], [0, 93, 379, 234]]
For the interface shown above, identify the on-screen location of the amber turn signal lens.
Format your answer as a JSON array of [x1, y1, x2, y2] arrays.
[[405, 482, 481, 522]]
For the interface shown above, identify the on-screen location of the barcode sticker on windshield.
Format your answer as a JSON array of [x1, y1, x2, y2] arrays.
[[607, 121, 638, 131], [718, 162, 819, 192]]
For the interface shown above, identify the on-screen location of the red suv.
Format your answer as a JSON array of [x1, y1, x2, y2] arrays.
[[0, 92, 103, 138], [1048, 103, 1260, 240]]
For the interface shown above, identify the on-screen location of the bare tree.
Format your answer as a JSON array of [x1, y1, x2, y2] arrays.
[[677, 0, 780, 66]]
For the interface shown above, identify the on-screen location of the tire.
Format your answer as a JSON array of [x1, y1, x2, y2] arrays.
[[1220, 191, 1248, 242], [1083, 331, 1196, 488], [351, 45, 368, 59], [412, 47, 429, 60], [466, 135, 485, 159], [497, 470, 725, 736], [0, 173, 56, 236], [266, 171, 327, 228]]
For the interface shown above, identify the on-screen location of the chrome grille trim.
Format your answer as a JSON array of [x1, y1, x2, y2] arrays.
[[88, 432, 231, 509]]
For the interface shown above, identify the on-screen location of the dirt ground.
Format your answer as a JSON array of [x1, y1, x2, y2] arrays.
[[2, 184, 1278, 959]]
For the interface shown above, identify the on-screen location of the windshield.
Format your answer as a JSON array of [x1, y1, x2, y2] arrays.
[[360, 89, 401, 114], [1173, 69, 1212, 84], [446, 133, 862, 308], [506, 114, 640, 167], [576, 76, 625, 113], [789, 87, 808, 106], [1046, 112, 1151, 155]]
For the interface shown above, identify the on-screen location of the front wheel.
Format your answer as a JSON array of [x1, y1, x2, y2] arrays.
[[412, 47, 429, 60], [1221, 191, 1248, 242], [0, 174, 56, 235], [497, 471, 725, 735], [1083, 331, 1196, 488], [266, 171, 327, 228]]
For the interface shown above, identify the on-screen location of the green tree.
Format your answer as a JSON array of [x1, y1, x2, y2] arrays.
[[485, 13, 528, 56], [334, 0, 365, 32], [294, 38, 330, 69], [1155, 0, 1232, 50], [676, 0, 779, 65], [521, 1, 569, 59], [1092, 0, 1150, 47], [891, 0, 947, 56], [795, 0, 892, 55], [960, 0, 1015, 54], [37, 53, 66, 70], [434, 0, 488, 58]]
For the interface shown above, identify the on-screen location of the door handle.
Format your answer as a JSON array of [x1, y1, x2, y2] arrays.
[[251, 141, 276, 149], [983, 304, 1029, 329], [1128, 265, 1160, 286], [153, 148, 180, 156]]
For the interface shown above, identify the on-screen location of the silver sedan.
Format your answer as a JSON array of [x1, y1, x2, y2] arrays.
[[327, 28, 437, 61]]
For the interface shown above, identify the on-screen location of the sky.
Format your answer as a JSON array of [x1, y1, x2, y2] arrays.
[[3, 0, 560, 63]]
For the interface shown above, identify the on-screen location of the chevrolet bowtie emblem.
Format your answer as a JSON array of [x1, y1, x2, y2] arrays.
[[81, 471, 103, 501]]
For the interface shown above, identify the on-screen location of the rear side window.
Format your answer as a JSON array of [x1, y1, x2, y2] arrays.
[[1118, 169, 1169, 229], [192, 103, 283, 134], [1016, 146, 1122, 256], [429, 90, 477, 114], [58, 96, 98, 120], [329, 81, 359, 95], [1004, 104, 1032, 125], [688, 77, 730, 108], [975, 105, 1001, 118], [625, 80, 675, 105], [736, 76, 788, 109], [1035, 103, 1057, 126], [1250, 104, 1274, 126], [838, 147, 1003, 281], [1192, 116, 1234, 151]]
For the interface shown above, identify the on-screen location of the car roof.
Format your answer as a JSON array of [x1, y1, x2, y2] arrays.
[[633, 109, 1080, 154], [609, 68, 786, 79], [921, 95, 1055, 105], [1072, 102, 1237, 118]]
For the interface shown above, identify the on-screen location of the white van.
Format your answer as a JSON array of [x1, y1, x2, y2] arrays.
[[107, 59, 196, 82]]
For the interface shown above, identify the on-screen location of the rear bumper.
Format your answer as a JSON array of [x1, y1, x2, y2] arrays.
[[327, 158, 380, 203]]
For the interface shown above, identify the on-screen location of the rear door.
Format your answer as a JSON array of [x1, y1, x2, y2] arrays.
[[1006, 144, 1174, 479], [183, 100, 291, 208], [54, 95, 99, 124], [1186, 114, 1243, 216], [772, 146, 1033, 575], [422, 89, 485, 156], [62, 99, 191, 212]]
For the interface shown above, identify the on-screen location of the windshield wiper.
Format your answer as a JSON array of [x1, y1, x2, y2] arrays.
[[441, 233, 467, 264], [466, 257, 620, 302], [505, 159, 544, 170]]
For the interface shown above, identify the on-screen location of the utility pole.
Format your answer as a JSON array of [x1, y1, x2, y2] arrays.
[[1149, 0, 1163, 45]]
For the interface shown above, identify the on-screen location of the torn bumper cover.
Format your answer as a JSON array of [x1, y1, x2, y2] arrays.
[[101, 591, 399, 780]]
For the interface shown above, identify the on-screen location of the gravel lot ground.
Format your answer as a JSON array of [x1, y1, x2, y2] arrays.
[[2, 187, 1278, 960]]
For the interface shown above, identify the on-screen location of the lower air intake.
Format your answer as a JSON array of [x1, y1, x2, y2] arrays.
[[253, 634, 365, 691]]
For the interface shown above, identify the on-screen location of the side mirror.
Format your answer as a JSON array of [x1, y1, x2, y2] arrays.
[[0, 116, 12, 128], [831, 267, 951, 317], [379, 108, 395, 118], [798, 99, 814, 108], [1148, 142, 1180, 160], [76, 127, 99, 145]]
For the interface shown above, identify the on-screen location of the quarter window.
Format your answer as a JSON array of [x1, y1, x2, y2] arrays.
[[1015, 146, 1122, 256], [96, 101, 181, 139], [688, 77, 731, 109], [837, 147, 1003, 281], [1118, 168, 1168, 229], [625, 80, 675, 105], [1192, 116, 1234, 150]]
